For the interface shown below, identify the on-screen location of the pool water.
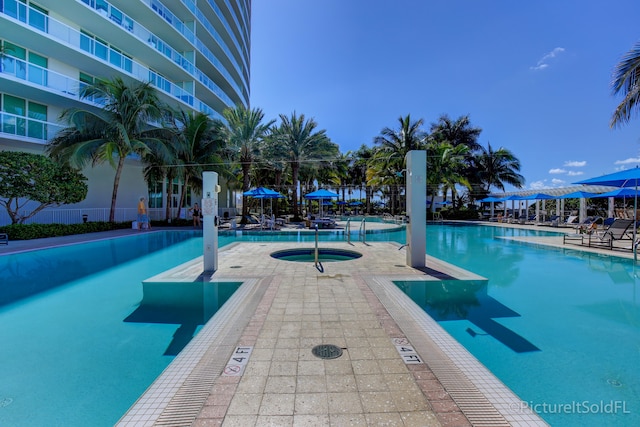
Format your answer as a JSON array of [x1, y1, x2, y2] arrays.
[[415, 223, 640, 427], [1, 224, 637, 427], [0, 232, 236, 427]]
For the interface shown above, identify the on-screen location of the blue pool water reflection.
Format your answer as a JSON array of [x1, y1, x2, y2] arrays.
[[0, 224, 637, 426]]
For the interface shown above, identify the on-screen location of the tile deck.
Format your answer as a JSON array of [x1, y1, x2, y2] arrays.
[[116, 239, 547, 427]]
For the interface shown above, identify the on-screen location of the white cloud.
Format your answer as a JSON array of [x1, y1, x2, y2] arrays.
[[530, 181, 547, 190], [531, 47, 566, 71], [567, 171, 584, 176], [614, 157, 640, 165], [564, 160, 586, 167], [549, 168, 566, 174], [551, 178, 565, 185]]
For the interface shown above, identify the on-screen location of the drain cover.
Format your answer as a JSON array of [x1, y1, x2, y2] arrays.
[[312, 344, 343, 359]]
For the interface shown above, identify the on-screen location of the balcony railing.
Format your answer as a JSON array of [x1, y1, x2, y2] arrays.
[[0, 0, 239, 107], [0, 111, 62, 143], [78, 0, 245, 104], [1, 6, 228, 120]]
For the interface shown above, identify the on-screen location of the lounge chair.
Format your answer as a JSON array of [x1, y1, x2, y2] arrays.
[[562, 215, 579, 227], [587, 219, 635, 250], [0, 233, 7, 245]]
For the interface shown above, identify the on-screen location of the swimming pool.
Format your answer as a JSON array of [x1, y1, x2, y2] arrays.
[[1, 224, 636, 426], [414, 223, 639, 427], [0, 232, 238, 427]]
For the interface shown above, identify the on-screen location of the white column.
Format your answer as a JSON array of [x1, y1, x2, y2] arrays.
[[202, 172, 219, 273], [608, 197, 614, 219], [405, 151, 426, 268]]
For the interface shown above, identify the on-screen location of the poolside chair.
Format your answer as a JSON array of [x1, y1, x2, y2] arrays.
[[562, 215, 579, 227], [587, 219, 635, 250], [0, 233, 7, 245]]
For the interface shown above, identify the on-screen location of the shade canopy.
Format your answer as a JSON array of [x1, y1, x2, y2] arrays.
[[478, 196, 502, 202], [243, 187, 282, 198], [349, 201, 363, 206], [495, 195, 523, 201], [590, 188, 640, 198], [522, 193, 555, 200], [304, 189, 339, 199], [574, 167, 640, 188], [556, 191, 599, 199]]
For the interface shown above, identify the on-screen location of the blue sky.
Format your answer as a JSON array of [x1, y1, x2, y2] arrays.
[[250, 1, 640, 192]]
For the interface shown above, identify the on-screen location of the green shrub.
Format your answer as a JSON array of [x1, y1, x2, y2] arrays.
[[0, 222, 130, 240]]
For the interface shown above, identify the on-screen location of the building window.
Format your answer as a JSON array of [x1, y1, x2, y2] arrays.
[[1, 94, 47, 140], [149, 181, 163, 208], [27, 101, 46, 139], [27, 51, 47, 86], [2, 94, 26, 136], [28, 3, 48, 32]]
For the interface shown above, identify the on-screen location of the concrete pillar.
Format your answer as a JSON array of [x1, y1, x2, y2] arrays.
[[202, 172, 219, 273], [608, 197, 614, 219], [405, 151, 426, 268], [579, 198, 586, 223]]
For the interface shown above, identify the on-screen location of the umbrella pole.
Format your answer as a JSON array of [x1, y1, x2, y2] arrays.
[[635, 181, 638, 262]]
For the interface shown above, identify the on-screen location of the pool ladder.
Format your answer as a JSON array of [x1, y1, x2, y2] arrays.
[[344, 219, 352, 244], [359, 218, 366, 244], [343, 218, 366, 244], [314, 224, 322, 272]]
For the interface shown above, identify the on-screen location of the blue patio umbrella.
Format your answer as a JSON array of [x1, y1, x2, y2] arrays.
[[575, 167, 640, 260], [478, 196, 502, 203], [304, 189, 339, 217], [574, 167, 640, 188], [523, 193, 555, 200], [304, 189, 340, 199], [590, 188, 640, 198], [243, 187, 283, 227], [557, 191, 600, 199], [349, 201, 363, 206], [243, 186, 281, 197]]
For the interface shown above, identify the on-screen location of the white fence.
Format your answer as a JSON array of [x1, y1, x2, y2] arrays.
[[0, 207, 238, 226]]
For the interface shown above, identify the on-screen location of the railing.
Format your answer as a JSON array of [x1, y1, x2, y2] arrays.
[[359, 218, 366, 244], [1, 2, 231, 118], [0, 206, 221, 226], [314, 223, 320, 269], [79, 0, 245, 103], [0, 111, 63, 143], [344, 218, 351, 244]]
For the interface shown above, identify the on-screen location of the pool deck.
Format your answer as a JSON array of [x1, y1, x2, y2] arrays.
[[1, 221, 590, 426]]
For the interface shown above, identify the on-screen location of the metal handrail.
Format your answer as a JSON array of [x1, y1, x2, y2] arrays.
[[314, 224, 319, 267], [359, 218, 366, 244], [345, 218, 351, 244]]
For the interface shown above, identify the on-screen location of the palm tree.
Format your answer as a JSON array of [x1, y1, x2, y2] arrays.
[[47, 77, 171, 222], [353, 144, 375, 214], [272, 112, 337, 221], [371, 115, 427, 214], [429, 114, 482, 151], [222, 105, 274, 223], [610, 40, 640, 128], [426, 139, 470, 209], [471, 143, 525, 193], [172, 110, 226, 219]]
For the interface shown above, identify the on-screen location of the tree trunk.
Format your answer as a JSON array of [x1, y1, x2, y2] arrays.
[[176, 176, 188, 221], [292, 163, 300, 221], [109, 156, 125, 222], [165, 172, 174, 221], [241, 162, 251, 224], [274, 170, 282, 217]]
